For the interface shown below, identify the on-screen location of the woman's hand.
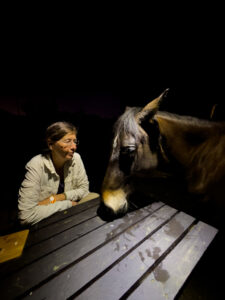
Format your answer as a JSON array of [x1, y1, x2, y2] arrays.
[[38, 193, 66, 206], [71, 201, 78, 206]]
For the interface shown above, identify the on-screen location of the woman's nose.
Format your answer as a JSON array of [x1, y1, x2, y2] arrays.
[[72, 142, 77, 149]]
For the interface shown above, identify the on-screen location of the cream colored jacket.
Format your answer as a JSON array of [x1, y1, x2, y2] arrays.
[[18, 152, 89, 225]]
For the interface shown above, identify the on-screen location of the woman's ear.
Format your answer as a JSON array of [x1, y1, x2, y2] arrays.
[[47, 139, 53, 150]]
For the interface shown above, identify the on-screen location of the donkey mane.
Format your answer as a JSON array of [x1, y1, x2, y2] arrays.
[[157, 111, 225, 129], [113, 107, 225, 155], [114, 107, 225, 139]]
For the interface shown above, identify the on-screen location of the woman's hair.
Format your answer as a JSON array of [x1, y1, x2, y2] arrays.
[[42, 121, 77, 154], [46, 121, 77, 143]]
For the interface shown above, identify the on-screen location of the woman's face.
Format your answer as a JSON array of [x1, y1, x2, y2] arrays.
[[49, 132, 77, 162]]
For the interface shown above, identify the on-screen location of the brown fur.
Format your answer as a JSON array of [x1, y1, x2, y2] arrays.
[[101, 94, 225, 215], [156, 113, 225, 199]]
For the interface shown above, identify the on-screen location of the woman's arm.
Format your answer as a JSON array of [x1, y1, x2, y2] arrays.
[[38, 193, 78, 206], [64, 154, 90, 201], [18, 156, 73, 225], [38, 193, 66, 205]]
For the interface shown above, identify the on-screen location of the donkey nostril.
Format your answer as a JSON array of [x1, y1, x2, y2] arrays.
[[97, 202, 116, 221], [118, 201, 128, 215], [97, 200, 128, 221]]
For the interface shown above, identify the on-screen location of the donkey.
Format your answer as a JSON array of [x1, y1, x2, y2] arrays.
[[101, 89, 225, 216]]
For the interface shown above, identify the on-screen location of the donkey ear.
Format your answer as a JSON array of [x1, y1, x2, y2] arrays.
[[135, 89, 169, 124]]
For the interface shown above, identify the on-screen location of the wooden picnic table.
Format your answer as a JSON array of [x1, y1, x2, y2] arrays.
[[0, 197, 218, 300]]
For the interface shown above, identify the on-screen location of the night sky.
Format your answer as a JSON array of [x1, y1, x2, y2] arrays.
[[0, 93, 123, 118]]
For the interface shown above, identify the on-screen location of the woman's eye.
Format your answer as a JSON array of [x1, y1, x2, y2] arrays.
[[62, 139, 71, 144]]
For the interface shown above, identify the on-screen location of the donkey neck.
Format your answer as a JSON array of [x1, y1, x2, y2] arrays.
[[155, 112, 218, 166]]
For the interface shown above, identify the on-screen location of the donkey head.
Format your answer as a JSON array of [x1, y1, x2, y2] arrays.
[[100, 89, 169, 217]]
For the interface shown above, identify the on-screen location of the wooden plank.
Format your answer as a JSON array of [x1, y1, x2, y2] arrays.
[[30, 197, 100, 231], [26, 205, 99, 247], [0, 230, 29, 263], [0, 202, 164, 299], [127, 221, 218, 300], [0, 215, 106, 279], [22, 204, 176, 300], [74, 212, 195, 300]]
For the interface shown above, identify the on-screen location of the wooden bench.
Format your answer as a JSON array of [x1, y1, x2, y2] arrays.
[[0, 197, 218, 299]]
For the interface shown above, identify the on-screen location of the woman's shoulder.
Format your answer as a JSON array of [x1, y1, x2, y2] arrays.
[[72, 152, 82, 162], [26, 154, 47, 167]]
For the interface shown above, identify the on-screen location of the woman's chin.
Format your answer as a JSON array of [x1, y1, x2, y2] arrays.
[[66, 153, 74, 159]]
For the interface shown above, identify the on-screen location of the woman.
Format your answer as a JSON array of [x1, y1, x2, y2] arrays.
[[18, 121, 99, 225]]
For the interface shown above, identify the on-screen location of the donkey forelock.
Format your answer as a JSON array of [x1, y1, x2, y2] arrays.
[[113, 107, 144, 146]]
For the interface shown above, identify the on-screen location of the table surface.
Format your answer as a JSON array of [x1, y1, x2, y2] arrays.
[[0, 197, 218, 300]]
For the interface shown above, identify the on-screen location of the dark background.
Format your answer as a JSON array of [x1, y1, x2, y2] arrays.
[[0, 88, 225, 299]]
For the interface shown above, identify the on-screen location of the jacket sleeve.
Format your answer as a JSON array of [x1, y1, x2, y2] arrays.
[[18, 158, 72, 225], [64, 154, 89, 201]]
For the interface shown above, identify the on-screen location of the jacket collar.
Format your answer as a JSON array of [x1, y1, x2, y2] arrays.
[[43, 154, 57, 175], [43, 154, 76, 175]]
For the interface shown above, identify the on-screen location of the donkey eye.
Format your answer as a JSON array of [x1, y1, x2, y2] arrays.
[[120, 146, 136, 155]]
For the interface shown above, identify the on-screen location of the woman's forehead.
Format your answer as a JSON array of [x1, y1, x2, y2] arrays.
[[62, 131, 76, 139]]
